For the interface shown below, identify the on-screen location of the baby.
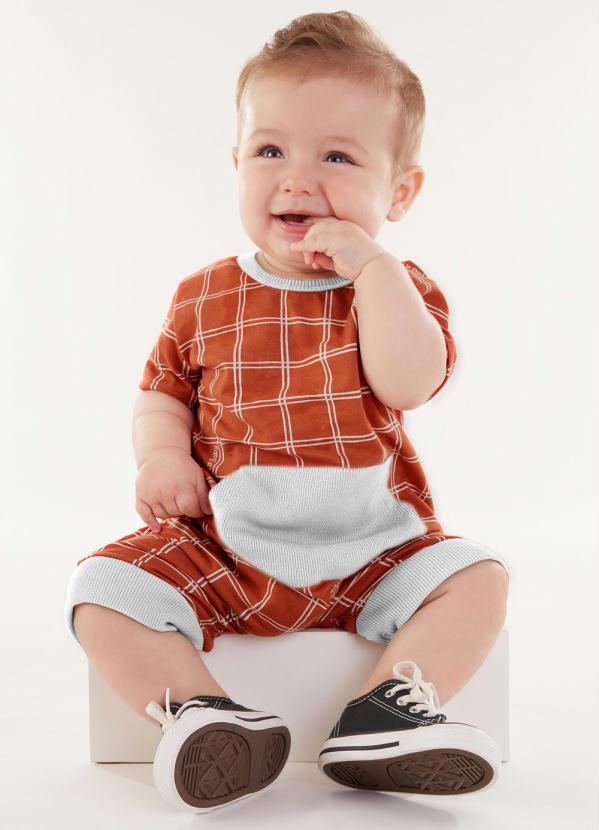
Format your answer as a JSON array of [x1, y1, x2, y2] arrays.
[[65, 10, 511, 815]]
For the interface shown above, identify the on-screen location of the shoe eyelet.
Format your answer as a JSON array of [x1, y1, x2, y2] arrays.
[[409, 706, 418, 713], [384, 691, 392, 697]]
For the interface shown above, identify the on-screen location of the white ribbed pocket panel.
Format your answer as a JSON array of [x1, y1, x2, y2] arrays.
[[208, 456, 426, 587]]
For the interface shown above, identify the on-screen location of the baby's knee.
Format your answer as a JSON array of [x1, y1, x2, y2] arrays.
[[463, 560, 510, 614], [72, 602, 123, 638], [479, 560, 509, 593]]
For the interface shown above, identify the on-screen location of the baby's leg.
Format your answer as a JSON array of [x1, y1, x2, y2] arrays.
[[73, 603, 229, 726]]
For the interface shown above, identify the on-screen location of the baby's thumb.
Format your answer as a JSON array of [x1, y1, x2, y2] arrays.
[[198, 483, 213, 515]]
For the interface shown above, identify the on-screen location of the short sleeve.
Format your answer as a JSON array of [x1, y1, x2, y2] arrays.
[[138, 282, 201, 411], [402, 260, 457, 402]]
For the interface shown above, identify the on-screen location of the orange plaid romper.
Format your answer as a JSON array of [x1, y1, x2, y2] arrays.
[[64, 251, 510, 653]]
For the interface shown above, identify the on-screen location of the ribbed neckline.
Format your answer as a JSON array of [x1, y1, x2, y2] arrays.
[[236, 251, 354, 292]]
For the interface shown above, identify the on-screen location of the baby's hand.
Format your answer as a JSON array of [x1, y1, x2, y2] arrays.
[[289, 217, 385, 281], [135, 448, 212, 533]]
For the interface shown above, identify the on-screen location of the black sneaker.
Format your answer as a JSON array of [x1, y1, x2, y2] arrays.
[[318, 660, 500, 795], [145, 688, 291, 812]]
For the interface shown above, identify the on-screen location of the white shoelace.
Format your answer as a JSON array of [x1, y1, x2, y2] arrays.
[[145, 687, 210, 733], [383, 660, 443, 718]]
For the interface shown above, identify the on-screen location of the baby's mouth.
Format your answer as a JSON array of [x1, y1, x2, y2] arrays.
[[275, 213, 317, 226]]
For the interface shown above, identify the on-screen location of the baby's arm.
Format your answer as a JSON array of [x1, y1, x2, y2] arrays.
[[132, 389, 194, 469], [132, 390, 212, 528]]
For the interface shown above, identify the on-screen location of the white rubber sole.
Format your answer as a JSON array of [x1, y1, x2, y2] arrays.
[[318, 722, 501, 795], [153, 707, 291, 813]]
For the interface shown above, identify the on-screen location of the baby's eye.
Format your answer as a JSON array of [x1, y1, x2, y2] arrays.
[[256, 145, 282, 159], [255, 145, 353, 164], [325, 152, 353, 164]]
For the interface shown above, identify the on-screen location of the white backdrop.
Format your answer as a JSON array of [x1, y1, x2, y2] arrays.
[[1, 0, 597, 821]]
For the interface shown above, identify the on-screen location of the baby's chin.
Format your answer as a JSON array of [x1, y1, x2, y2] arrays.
[[284, 255, 338, 277], [258, 249, 338, 279]]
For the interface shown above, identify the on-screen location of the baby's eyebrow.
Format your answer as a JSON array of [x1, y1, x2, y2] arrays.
[[248, 128, 369, 156]]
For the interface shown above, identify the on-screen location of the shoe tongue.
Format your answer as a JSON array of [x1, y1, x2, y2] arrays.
[[380, 678, 445, 718], [355, 679, 419, 706], [188, 694, 234, 703], [170, 694, 234, 712]]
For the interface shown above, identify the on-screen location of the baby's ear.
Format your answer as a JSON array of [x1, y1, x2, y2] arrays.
[[388, 165, 425, 221], [387, 203, 407, 222]]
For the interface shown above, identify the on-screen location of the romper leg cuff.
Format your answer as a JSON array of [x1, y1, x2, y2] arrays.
[[63, 556, 205, 652], [355, 538, 511, 644]]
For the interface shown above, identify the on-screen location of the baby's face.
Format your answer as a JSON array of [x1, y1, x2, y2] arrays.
[[232, 74, 419, 279]]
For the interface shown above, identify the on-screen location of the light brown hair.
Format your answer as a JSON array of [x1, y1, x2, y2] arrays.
[[235, 10, 426, 175]]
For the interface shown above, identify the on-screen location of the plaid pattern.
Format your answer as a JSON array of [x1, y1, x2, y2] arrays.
[[138, 254, 456, 534]]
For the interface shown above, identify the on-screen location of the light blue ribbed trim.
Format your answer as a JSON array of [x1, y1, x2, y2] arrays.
[[236, 250, 354, 292], [355, 538, 511, 644], [64, 556, 204, 651]]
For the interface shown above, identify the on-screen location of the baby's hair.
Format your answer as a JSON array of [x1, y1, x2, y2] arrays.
[[235, 10, 425, 175]]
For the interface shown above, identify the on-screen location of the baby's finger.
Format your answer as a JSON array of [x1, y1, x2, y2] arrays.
[[136, 499, 162, 533], [153, 499, 169, 520], [174, 490, 206, 518], [314, 252, 334, 270]]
